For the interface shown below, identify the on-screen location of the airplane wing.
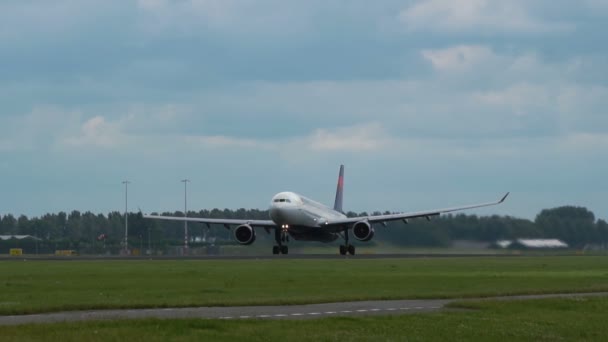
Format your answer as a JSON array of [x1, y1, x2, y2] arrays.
[[143, 214, 277, 228], [324, 193, 510, 227]]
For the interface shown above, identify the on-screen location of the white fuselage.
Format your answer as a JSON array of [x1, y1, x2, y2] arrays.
[[268, 192, 346, 228]]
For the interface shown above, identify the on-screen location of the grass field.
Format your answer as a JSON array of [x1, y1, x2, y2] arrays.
[[1, 256, 607, 315], [1, 297, 607, 341]]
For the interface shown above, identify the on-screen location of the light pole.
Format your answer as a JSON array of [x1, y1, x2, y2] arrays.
[[122, 180, 131, 255], [181, 179, 190, 254]]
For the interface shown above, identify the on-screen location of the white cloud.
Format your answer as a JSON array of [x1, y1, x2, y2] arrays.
[[180, 123, 393, 156], [63, 116, 130, 148], [0, 107, 81, 151], [420, 45, 590, 87], [184, 135, 274, 150], [0, 106, 175, 152], [399, 0, 572, 33], [287, 123, 608, 161], [468, 80, 608, 133], [301, 123, 392, 152], [1, 108, 398, 155], [421, 45, 496, 72], [472, 83, 552, 114]]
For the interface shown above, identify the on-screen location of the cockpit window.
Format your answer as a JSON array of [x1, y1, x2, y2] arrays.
[[274, 198, 292, 203]]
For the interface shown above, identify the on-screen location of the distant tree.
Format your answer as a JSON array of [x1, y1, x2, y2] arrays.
[[1, 214, 17, 234], [597, 219, 608, 247], [0, 205, 606, 252], [17, 215, 30, 235], [345, 211, 358, 218], [535, 206, 596, 247]]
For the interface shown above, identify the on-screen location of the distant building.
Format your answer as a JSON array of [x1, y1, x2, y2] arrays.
[[495, 239, 568, 249], [495, 240, 513, 248], [0, 235, 41, 241]]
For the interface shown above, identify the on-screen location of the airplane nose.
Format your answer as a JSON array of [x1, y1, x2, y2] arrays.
[[270, 206, 288, 224]]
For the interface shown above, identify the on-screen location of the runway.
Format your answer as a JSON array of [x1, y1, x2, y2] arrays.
[[1, 292, 606, 326], [0, 253, 527, 261]]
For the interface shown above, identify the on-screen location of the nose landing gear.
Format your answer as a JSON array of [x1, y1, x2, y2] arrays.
[[273, 226, 289, 255]]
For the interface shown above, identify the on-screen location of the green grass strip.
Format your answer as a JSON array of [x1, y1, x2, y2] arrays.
[[1, 256, 608, 315], [1, 297, 608, 341]]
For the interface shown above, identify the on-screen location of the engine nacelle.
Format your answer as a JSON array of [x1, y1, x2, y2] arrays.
[[352, 221, 375, 242], [234, 224, 256, 245]]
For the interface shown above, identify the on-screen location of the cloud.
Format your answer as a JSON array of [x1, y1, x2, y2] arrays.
[[420, 44, 596, 87], [10, 41, 602, 157], [301, 123, 392, 152], [0, 106, 176, 153], [0, 107, 82, 151], [179, 123, 394, 156], [287, 122, 608, 162], [561, 132, 608, 151], [472, 83, 552, 114], [421, 45, 496, 72], [62, 116, 131, 149], [1, 1, 607, 219], [399, 0, 573, 34], [184, 135, 274, 150]]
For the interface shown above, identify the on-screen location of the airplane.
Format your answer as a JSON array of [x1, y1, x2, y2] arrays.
[[144, 165, 509, 255]]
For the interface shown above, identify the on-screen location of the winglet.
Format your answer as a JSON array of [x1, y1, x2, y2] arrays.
[[333, 165, 345, 213], [499, 192, 510, 203]]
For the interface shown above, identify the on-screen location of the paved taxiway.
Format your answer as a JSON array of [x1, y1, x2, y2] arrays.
[[1, 292, 606, 326]]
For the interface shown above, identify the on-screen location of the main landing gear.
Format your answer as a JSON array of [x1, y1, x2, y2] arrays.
[[339, 229, 355, 256], [273, 245, 288, 255], [339, 244, 355, 256], [273, 227, 289, 255]]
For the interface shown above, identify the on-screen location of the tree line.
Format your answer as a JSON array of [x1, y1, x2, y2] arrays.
[[1, 206, 606, 254]]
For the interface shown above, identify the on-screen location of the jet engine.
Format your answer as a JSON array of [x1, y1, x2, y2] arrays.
[[234, 224, 256, 245], [352, 221, 375, 242]]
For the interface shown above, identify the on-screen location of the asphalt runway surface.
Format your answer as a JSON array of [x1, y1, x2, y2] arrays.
[[0, 253, 527, 261], [1, 292, 606, 326]]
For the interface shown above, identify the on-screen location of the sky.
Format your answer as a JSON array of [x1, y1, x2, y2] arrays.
[[1, 0, 607, 220]]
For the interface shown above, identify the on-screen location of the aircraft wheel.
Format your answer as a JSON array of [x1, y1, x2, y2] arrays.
[[281, 245, 289, 254], [348, 245, 355, 256], [339, 245, 347, 255], [273, 246, 280, 255]]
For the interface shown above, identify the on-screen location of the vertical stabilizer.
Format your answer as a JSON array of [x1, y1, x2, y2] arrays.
[[333, 165, 344, 213]]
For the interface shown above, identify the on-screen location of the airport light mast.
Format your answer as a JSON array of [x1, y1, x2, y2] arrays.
[[122, 180, 131, 255], [181, 179, 190, 254]]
